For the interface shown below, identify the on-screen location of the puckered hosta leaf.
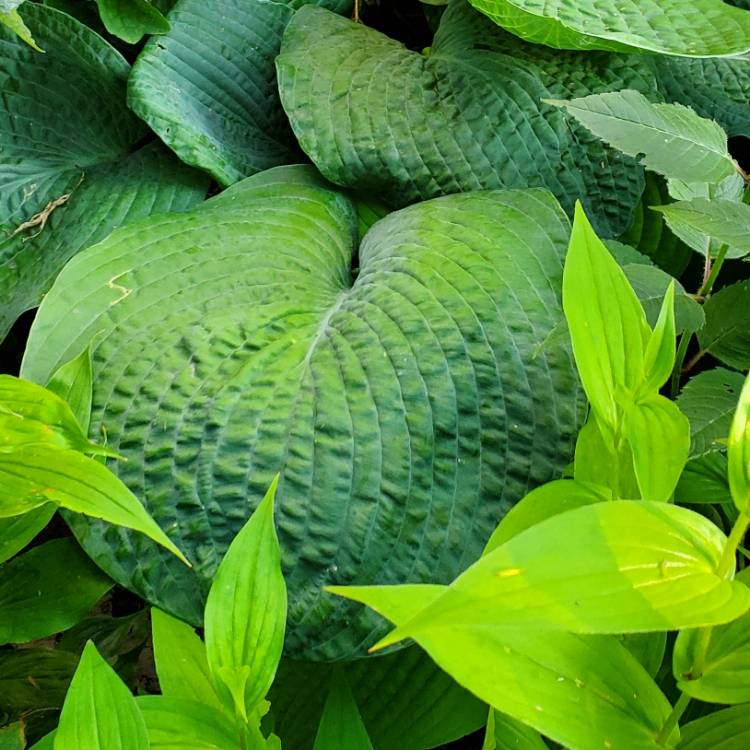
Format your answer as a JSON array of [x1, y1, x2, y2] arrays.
[[21, 166, 583, 660], [698, 280, 750, 372], [468, 0, 750, 56], [334, 501, 750, 646], [548, 90, 738, 185], [0, 538, 111, 645], [270, 647, 487, 750], [277, 1, 659, 237], [674, 569, 750, 704], [678, 369, 747, 459], [328, 584, 674, 750], [128, 0, 351, 187], [0, 4, 207, 341], [653, 199, 750, 260], [678, 704, 750, 749], [93, 0, 170, 44]]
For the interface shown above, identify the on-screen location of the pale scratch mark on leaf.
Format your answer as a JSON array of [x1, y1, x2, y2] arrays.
[[12, 193, 72, 239], [107, 270, 133, 307]]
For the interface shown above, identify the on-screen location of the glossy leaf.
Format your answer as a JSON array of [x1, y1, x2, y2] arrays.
[[55, 641, 148, 750], [0, 504, 54, 564], [93, 0, 169, 43], [0, 445, 189, 564], [728, 372, 750, 513], [468, 0, 750, 56], [46, 348, 93, 433], [21, 166, 583, 659], [483, 709, 547, 749], [0, 538, 112, 645], [678, 369, 747, 458], [642, 281, 676, 392], [678, 704, 750, 749], [204, 477, 286, 720], [698, 280, 750, 371], [313, 672, 374, 750], [548, 90, 738, 185], [151, 608, 224, 713]]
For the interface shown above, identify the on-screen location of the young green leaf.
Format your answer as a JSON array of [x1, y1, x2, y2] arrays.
[[652, 199, 750, 260], [547, 90, 738, 184], [0, 445, 189, 565], [54, 641, 148, 750], [0, 7, 42, 51], [482, 709, 547, 750], [0, 504, 55, 564], [563, 202, 650, 428], [313, 671, 374, 750], [0, 722, 25, 750], [136, 696, 242, 750], [46, 348, 93, 433], [678, 369, 747, 458], [0, 538, 112, 645], [333, 501, 750, 646], [678, 703, 750, 750], [698, 280, 750, 371], [622, 395, 690, 502], [642, 281, 676, 393], [93, 0, 169, 44], [204, 475, 287, 720], [151, 609, 224, 713], [728, 372, 750, 513], [673, 569, 750, 704]]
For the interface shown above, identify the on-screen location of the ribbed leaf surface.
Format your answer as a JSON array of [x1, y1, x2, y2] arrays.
[[21, 166, 583, 660], [0, 4, 207, 341], [277, 1, 657, 237]]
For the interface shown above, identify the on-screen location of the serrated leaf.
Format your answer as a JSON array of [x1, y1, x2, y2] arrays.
[[0, 5, 207, 341], [128, 0, 350, 186], [0, 538, 112, 645], [468, 0, 750, 56], [20, 166, 583, 659], [728, 372, 750, 513], [46, 348, 93, 434], [313, 671, 374, 750], [93, 0, 169, 44], [277, 2, 658, 237], [205, 477, 286, 719], [698, 280, 750, 371], [678, 369, 747, 458], [678, 704, 750, 749], [653, 199, 750, 259], [548, 90, 738, 185], [54, 641, 148, 750]]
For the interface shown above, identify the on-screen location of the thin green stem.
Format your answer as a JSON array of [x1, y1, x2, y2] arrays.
[[670, 332, 691, 398], [656, 692, 691, 746], [698, 243, 729, 299]]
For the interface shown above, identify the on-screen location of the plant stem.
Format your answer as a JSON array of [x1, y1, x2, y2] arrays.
[[698, 243, 729, 298], [670, 332, 691, 398], [656, 692, 691, 746]]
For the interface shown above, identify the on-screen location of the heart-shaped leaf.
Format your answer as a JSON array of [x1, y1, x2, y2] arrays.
[[21, 165, 583, 660], [0, 4, 207, 341], [277, 1, 658, 237]]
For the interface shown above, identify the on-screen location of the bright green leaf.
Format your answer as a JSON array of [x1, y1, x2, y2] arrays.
[[0, 538, 112, 645], [205, 476, 286, 720], [678, 703, 750, 749], [0, 504, 55, 564], [46, 348, 93, 434], [483, 709, 547, 749], [642, 281, 676, 393], [548, 90, 738, 184], [313, 671, 374, 750], [728, 372, 750, 513], [0, 7, 41, 50], [699, 280, 750, 371], [93, 0, 169, 44], [54, 641, 148, 750], [622, 632, 668, 679]]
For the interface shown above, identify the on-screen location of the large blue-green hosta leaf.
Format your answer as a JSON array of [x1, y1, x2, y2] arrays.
[[0, 4, 208, 341], [277, 0, 658, 237], [128, 0, 351, 187], [21, 166, 583, 660], [468, 0, 750, 57]]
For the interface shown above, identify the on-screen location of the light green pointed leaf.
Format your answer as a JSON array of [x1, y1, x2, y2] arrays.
[[0, 445, 189, 565], [336, 501, 750, 646], [653, 199, 750, 260], [0, 504, 54, 564], [728, 372, 750, 513], [0, 538, 112, 645], [674, 569, 750, 704], [0, 7, 41, 50], [483, 709, 547, 750], [328, 584, 674, 750], [0, 4, 207, 341], [20, 166, 582, 659], [563, 202, 650, 428], [642, 281, 676, 392], [468, 0, 750, 56], [151, 609, 224, 713], [136, 696, 241, 750], [622, 395, 690, 502], [205, 476, 286, 719], [678, 369, 747, 459], [698, 280, 750, 371], [128, 0, 350, 186], [678, 704, 750, 749], [548, 90, 738, 185], [46, 348, 93, 434], [93, 0, 169, 44], [55, 641, 148, 750], [278, 2, 658, 236], [313, 671, 374, 750]]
